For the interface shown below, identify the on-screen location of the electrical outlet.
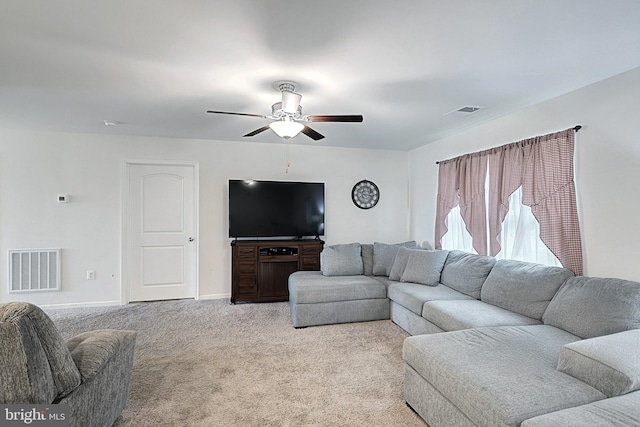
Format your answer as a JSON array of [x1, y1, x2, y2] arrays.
[[86, 270, 96, 280]]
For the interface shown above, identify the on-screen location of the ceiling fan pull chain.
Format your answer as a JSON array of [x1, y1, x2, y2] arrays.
[[285, 144, 291, 174]]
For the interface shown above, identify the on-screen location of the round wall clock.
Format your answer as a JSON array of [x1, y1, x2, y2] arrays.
[[352, 180, 380, 209]]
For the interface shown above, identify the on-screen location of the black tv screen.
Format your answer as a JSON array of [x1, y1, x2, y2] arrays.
[[229, 180, 325, 238]]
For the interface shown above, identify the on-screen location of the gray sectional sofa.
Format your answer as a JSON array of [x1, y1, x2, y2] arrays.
[[288, 242, 640, 427]]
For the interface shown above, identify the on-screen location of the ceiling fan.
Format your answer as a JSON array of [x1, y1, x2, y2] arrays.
[[207, 82, 363, 141]]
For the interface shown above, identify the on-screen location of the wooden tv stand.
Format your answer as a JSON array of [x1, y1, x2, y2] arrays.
[[231, 239, 324, 303]]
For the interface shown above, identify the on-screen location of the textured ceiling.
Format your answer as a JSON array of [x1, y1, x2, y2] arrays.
[[1, 0, 639, 150]]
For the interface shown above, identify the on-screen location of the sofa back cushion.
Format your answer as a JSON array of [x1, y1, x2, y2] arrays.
[[400, 250, 449, 286], [481, 259, 574, 320], [543, 276, 640, 338], [557, 330, 640, 397], [372, 241, 418, 276], [0, 302, 81, 403], [388, 247, 417, 281], [440, 250, 496, 299], [361, 244, 374, 276], [320, 243, 363, 276]]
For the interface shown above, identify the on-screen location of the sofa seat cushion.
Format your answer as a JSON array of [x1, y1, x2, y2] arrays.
[[403, 325, 606, 427], [369, 276, 397, 287], [288, 271, 386, 304], [387, 282, 473, 316], [421, 300, 541, 332], [521, 391, 640, 427]]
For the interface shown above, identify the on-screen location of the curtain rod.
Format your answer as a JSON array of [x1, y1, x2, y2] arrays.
[[435, 125, 582, 165]]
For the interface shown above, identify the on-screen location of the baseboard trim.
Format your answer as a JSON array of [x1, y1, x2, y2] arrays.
[[38, 294, 231, 309], [198, 293, 231, 301], [39, 300, 123, 310]]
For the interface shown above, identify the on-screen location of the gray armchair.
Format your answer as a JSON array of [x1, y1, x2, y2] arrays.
[[0, 302, 136, 427]]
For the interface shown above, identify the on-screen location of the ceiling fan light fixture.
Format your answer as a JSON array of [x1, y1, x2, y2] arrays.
[[269, 120, 304, 139]]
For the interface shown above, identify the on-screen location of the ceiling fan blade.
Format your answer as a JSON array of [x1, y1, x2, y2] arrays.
[[207, 110, 268, 119], [243, 125, 271, 137], [301, 126, 325, 141], [306, 114, 363, 123]]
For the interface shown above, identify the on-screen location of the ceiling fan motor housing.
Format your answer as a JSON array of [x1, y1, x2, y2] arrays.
[[272, 102, 303, 119]]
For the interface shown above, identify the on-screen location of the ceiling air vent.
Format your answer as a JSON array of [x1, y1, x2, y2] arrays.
[[457, 106, 481, 113], [444, 106, 484, 116]]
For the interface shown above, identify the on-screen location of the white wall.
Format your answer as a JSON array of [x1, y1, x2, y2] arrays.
[[6, 67, 638, 308], [409, 67, 640, 282], [0, 131, 409, 306]]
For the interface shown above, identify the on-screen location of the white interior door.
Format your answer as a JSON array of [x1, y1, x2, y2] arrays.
[[128, 163, 196, 302]]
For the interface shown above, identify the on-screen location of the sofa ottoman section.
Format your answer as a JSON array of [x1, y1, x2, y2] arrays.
[[403, 325, 605, 427], [404, 364, 476, 427], [288, 271, 389, 327]]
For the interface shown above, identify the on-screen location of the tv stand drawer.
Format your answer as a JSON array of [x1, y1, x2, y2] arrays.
[[237, 246, 257, 259]]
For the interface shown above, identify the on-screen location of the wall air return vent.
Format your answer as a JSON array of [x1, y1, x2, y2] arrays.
[[8, 249, 61, 293]]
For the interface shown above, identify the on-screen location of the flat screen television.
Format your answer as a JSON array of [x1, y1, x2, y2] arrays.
[[229, 180, 325, 239]]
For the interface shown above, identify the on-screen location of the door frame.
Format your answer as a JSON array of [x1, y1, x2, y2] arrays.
[[121, 159, 200, 304]]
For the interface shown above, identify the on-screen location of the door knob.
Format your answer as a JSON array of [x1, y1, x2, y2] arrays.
[[189, 237, 194, 242]]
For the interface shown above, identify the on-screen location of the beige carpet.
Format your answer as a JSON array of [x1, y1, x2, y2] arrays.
[[47, 299, 426, 426]]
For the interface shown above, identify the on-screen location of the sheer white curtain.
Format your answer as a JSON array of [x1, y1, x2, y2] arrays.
[[494, 186, 561, 266], [441, 205, 476, 254]]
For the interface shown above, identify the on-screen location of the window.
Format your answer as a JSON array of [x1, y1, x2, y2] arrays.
[[435, 127, 582, 274], [441, 186, 561, 266]]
